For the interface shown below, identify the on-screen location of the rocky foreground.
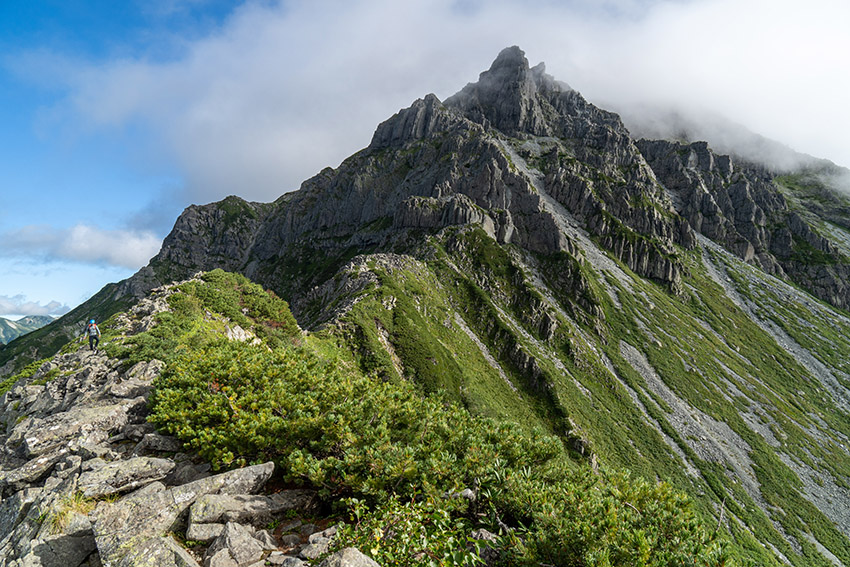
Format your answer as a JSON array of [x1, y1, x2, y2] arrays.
[[0, 287, 383, 567]]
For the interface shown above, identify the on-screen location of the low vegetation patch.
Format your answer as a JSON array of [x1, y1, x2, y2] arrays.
[[0, 357, 51, 396], [103, 269, 736, 566]]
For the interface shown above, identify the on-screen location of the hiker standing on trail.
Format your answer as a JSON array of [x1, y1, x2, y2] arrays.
[[83, 319, 101, 351]]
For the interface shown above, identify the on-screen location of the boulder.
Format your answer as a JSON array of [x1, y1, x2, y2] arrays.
[[0, 447, 70, 494], [316, 548, 381, 567], [204, 522, 264, 567], [17, 532, 98, 567], [11, 400, 142, 459], [266, 554, 305, 567], [120, 535, 201, 567], [299, 540, 330, 560], [186, 522, 224, 543], [92, 462, 274, 567], [0, 488, 41, 543], [77, 456, 176, 499], [189, 490, 316, 527], [132, 433, 183, 455], [470, 528, 500, 566], [253, 529, 278, 550]]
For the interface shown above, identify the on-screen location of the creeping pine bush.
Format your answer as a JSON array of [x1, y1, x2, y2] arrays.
[[336, 496, 486, 567], [0, 357, 51, 395], [138, 270, 734, 566]]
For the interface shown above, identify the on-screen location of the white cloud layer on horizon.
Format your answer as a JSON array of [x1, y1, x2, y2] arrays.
[[0, 295, 69, 319], [14, 0, 850, 206], [2, 224, 162, 269]]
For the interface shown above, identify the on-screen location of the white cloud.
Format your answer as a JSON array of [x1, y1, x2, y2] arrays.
[[22, 0, 850, 208], [2, 224, 162, 269], [0, 295, 69, 318]]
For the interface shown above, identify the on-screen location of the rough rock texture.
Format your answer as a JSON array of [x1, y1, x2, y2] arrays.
[[91, 462, 275, 566], [316, 548, 380, 567], [119, 536, 201, 567], [189, 491, 316, 526], [0, 284, 328, 567], [77, 456, 175, 498], [203, 522, 265, 566], [109, 45, 696, 329], [153, 197, 271, 284], [639, 139, 850, 309]]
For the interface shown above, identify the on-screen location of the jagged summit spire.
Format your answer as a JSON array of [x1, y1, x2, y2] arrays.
[[371, 45, 624, 149], [484, 45, 531, 81], [444, 45, 576, 137], [477, 46, 561, 89]]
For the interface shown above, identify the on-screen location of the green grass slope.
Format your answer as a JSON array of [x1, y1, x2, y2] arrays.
[[83, 269, 733, 566], [305, 224, 850, 567], [4, 215, 848, 566]]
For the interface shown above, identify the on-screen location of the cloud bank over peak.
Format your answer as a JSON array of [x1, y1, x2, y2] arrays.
[[18, 0, 842, 208], [2, 224, 161, 269]]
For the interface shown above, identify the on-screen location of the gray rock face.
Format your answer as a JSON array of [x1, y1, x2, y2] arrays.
[[92, 462, 274, 566], [134, 46, 693, 314], [189, 490, 316, 527], [77, 456, 176, 498], [17, 532, 98, 567], [204, 522, 264, 566], [120, 536, 201, 567], [370, 93, 464, 150], [470, 528, 500, 566], [444, 46, 603, 141], [316, 548, 380, 567], [639, 139, 850, 310], [154, 197, 270, 282]]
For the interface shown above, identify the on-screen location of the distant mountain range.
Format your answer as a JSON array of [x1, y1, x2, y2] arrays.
[[0, 315, 54, 345]]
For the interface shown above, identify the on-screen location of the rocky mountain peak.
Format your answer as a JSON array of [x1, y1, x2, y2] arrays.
[[444, 45, 569, 137], [480, 45, 563, 93], [3, 45, 850, 567]]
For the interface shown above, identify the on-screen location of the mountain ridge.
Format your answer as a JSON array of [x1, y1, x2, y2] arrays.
[[1, 45, 849, 567], [0, 315, 54, 346]]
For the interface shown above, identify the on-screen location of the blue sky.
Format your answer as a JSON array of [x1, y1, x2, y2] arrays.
[[2, 0, 849, 320]]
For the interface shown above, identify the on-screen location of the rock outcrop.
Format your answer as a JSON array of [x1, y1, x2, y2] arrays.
[[0, 283, 327, 567], [134, 46, 694, 320], [639, 139, 850, 309]]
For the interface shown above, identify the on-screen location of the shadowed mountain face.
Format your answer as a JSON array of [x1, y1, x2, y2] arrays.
[[3, 46, 850, 567], [149, 46, 694, 301]]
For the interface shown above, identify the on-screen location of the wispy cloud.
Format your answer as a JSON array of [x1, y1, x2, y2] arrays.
[[13, 0, 850, 208], [2, 224, 161, 269], [0, 295, 69, 318]]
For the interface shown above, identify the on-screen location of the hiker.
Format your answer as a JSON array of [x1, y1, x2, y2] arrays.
[[83, 319, 101, 351]]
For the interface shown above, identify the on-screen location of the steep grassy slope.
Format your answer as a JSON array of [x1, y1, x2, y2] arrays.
[[90, 269, 732, 566], [3, 46, 848, 567], [301, 221, 850, 567], [0, 316, 53, 345]]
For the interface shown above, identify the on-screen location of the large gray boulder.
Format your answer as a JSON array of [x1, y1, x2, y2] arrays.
[[92, 462, 274, 567], [16, 532, 98, 567], [77, 456, 176, 499], [203, 522, 264, 567], [316, 548, 380, 567], [188, 490, 316, 537]]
